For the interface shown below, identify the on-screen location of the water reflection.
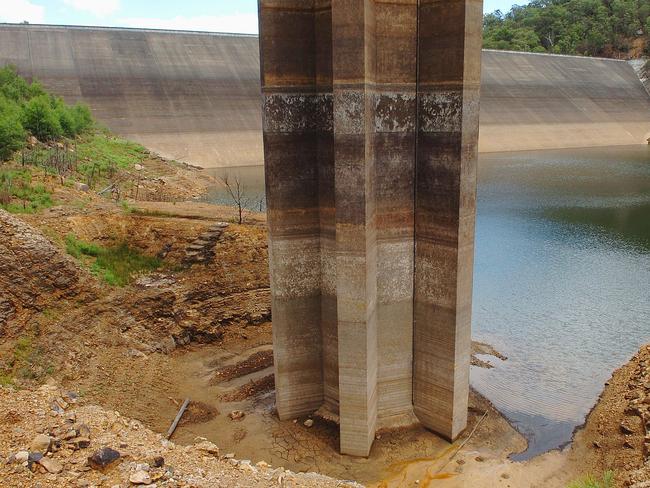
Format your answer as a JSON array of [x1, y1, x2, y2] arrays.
[[203, 165, 266, 211], [473, 145, 650, 459]]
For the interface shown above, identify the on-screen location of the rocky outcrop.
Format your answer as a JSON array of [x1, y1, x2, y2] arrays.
[[0, 209, 93, 337], [630, 59, 650, 97], [625, 345, 650, 486]]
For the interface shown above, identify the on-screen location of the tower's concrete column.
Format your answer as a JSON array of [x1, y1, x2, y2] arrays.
[[258, 1, 328, 420], [412, 0, 483, 441], [331, 0, 379, 457], [259, 0, 482, 456]]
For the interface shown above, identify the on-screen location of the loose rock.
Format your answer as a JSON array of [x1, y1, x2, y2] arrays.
[[150, 456, 164, 468], [38, 457, 63, 474], [87, 447, 121, 470], [228, 410, 245, 421], [621, 419, 636, 435], [129, 469, 152, 484], [11, 451, 29, 464], [195, 440, 220, 457], [30, 434, 52, 453]]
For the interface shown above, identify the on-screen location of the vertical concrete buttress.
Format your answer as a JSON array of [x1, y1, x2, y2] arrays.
[[413, 0, 483, 442], [259, 0, 483, 456]]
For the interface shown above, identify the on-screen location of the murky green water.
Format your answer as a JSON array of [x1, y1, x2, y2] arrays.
[[205, 144, 650, 459], [472, 145, 650, 459]]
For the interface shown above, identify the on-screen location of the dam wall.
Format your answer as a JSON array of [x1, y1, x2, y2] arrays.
[[1, 24, 649, 167], [0, 24, 262, 168], [481, 50, 650, 152]]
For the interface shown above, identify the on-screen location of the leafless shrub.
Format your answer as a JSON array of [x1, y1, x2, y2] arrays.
[[219, 174, 249, 224]]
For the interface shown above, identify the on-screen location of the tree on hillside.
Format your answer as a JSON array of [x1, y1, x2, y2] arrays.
[[220, 174, 249, 225], [0, 65, 95, 160], [0, 99, 26, 160]]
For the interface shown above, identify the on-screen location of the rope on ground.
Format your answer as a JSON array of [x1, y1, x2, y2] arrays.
[[436, 410, 489, 474]]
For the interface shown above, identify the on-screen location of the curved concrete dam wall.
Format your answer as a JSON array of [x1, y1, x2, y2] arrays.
[[480, 50, 650, 153], [1, 24, 649, 168]]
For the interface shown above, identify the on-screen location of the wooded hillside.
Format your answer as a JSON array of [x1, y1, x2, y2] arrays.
[[483, 0, 649, 59]]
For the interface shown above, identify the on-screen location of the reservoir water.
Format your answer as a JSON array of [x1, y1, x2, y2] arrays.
[[205, 144, 650, 460]]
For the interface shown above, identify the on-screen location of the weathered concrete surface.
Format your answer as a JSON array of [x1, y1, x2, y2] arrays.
[[480, 50, 650, 152], [412, 0, 482, 443], [1, 24, 649, 168], [260, 0, 481, 457]]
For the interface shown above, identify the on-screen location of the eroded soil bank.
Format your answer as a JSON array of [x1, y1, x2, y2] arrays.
[[0, 159, 648, 487]]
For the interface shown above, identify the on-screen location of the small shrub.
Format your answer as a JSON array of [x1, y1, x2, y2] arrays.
[[0, 114, 26, 160], [54, 98, 77, 138], [568, 471, 614, 488], [71, 103, 93, 133], [21, 95, 62, 141], [0, 65, 31, 102], [0, 96, 26, 160], [0, 336, 53, 383], [53, 97, 93, 138], [120, 200, 134, 214], [0, 373, 13, 387]]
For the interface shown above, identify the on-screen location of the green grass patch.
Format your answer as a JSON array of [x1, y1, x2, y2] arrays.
[[130, 208, 180, 218], [76, 130, 147, 172], [568, 471, 614, 488], [0, 168, 53, 213], [120, 200, 135, 214], [0, 336, 53, 385], [65, 234, 162, 286]]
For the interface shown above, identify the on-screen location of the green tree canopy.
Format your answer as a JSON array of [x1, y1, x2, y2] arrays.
[[484, 0, 649, 57], [0, 65, 94, 160]]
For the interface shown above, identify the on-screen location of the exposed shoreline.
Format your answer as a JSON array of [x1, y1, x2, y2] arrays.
[[0, 155, 647, 487]]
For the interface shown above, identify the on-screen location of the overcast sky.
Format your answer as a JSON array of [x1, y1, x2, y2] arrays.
[[1, 0, 524, 34]]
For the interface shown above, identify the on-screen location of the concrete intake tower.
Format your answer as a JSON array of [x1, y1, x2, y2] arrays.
[[259, 0, 482, 456]]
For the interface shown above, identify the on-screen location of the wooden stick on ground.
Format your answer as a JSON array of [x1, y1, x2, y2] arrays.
[[166, 398, 191, 440]]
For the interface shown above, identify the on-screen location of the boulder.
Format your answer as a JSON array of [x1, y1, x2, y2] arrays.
[[30, 434, 52, 453], [87, 447, 121, 470]]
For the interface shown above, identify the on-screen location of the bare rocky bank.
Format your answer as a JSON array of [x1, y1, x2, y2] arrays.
[[0, 384, 359, 487]]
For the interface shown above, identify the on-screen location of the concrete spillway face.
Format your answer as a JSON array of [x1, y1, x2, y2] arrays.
[[480, 50, 650, 152], [259, 0, 482, 457]]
